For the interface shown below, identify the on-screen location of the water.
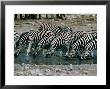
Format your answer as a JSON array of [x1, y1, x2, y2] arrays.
[[14, 50, 97, 65]]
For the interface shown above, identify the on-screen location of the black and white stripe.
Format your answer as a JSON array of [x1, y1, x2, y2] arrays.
[[46, 31, 72, 56], [14, 31, 20, 48], [45, 30, 87, 57], [39, 22, 63, 36], [70, 31, 86, 45], [16, 30, 53, 47], [38, 33, 55, 48], [15, 30, 54, 56], [81, 38, 97, 59], [68, 32, 97, 58], [33, 31, 55, 55]]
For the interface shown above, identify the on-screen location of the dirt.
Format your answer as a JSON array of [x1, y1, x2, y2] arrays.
[[14, 64, 97, 76], [14, 19, 97, 34]]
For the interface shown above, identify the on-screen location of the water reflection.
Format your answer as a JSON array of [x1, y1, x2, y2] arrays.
[[14, 50, 97, 65]]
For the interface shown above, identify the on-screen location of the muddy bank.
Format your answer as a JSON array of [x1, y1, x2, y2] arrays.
[[14, 64, 97, 76]]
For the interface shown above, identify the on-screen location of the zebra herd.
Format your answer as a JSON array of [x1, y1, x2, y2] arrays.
[[14, 22, 97, 62]]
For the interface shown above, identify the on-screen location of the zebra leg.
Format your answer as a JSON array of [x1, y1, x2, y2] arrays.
[[33, 48, 38, 56], [59, 51, 63, 57], [42, 49, 45, 56], [26, 41, 32, 56], [65, 49, 69, 57], [78, 52, 85, 65], [32, 48, 37, 58]]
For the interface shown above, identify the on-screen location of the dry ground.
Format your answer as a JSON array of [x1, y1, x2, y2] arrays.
[[14, 64, 97, 76]]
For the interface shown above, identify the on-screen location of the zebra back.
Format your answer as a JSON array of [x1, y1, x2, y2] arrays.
[[39, 22, 63, 35], [16, 29, 55, 49], [70, 31, 86, 44], [71, 32, 97, 51]]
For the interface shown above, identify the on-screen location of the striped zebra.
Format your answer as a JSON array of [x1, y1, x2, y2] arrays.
[[35, 26, 73, 56], [81, 38, 97, 59], [44, 30, 85, 57], [70, 31, 86, 45], [33, 31, 55, 56], [45, 31, 72, 57], [62, 31, 86, 56], [15, 30, 54, 56], [39, 22, 63, 36], [68, 32, 97, 58], [14, 31, 20, 48]]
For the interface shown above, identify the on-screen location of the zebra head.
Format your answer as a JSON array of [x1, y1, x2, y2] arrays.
[[15, 31, 31, 51], [82, 50, 97, 59], [80, 51, 90, 59], [14, 31, 20, 48]]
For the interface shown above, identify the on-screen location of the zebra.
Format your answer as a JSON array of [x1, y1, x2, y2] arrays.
[[51, 30, 86, 56], [38, 22, 63, 36], [15, 31, 34, 56], [44, 30, 86, 57], [81, 38, 97, 60], [87, 31, 97, 38], [68, 31, 86, 51], [72, 31, 86, 41], [15, 30, 54, 56], [45, 31, 73, 57], [35, 26, 75, 56], [33, 31, 55, 56], [15, 31, 30, 49], [67, 32, 97, 58], [14, 31, 20, 48]]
